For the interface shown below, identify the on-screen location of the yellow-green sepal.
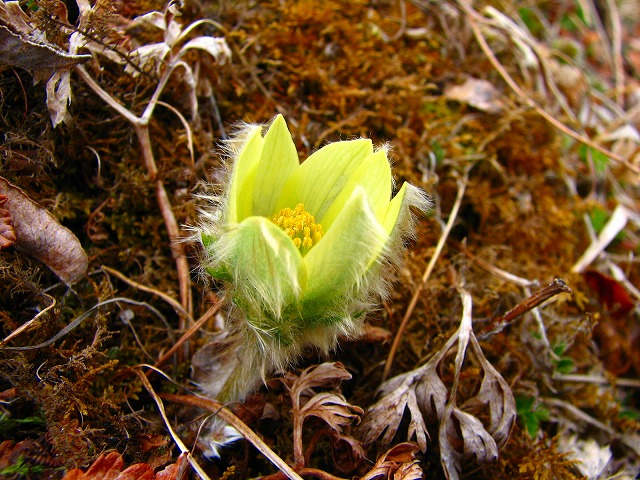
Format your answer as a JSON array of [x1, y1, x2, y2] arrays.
[[302, 186, 387, 313], [318, 149, 392, 229], [228, 127, 264, 223], [275, 139, 374, 226], [251, 115, 300, 218], [222, 216, 306, 319]]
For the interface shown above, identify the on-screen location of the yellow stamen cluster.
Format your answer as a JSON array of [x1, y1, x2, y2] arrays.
[[271, 203, 323, 252]]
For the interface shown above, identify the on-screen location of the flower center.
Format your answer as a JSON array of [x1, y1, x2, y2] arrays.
[[270, 203, 324, 253]]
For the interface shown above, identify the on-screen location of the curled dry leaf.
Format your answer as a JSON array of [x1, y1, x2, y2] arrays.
[[281, 361, 354, 401], [360, 442, 423, 480], [362, 287, 516, 480], [360, 370, 430, 452], [329, 430, 367, 473], [299, 391, 363, 432], [0, 194, 16, 249], [280, 362, 364, 467], [0, 177, 88, 284]]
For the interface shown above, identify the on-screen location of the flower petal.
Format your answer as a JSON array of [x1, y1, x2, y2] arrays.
[[318, 149, 392, 229], [275, 139, 374, 227], [215, 216, 305, 318], [252, 115, 300, 217], [227, 127, 264, 223], [302, 186, 387, 313]]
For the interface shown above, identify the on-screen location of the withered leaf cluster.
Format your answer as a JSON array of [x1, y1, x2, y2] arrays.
[[362, 287, 516, 479]]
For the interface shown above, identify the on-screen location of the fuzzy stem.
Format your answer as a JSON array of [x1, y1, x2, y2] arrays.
[[215, 345, 265, 403]]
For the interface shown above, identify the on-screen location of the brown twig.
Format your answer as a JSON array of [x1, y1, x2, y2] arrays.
[[477, 279, 572, 340], [75, 65, 193, 330], [158, 391, 304, 480], [153, 300, 222, 369]]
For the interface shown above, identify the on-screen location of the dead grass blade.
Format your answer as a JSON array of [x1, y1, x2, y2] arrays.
[[456, 0, 640, 175]]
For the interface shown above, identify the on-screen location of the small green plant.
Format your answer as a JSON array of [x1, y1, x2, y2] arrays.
[[552, 343, 576, 374], [0, 457, 45, 476], [516, 395, 550, 438]]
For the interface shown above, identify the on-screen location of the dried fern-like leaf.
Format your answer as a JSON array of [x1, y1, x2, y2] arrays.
[[360, 371, 430, 452], [280, 362, 363, 467], [0, 194, 16, 249], [299, 391, 363, 432], [360, 442, 423, 480]]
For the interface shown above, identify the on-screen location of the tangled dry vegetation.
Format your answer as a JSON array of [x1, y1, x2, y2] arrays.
[[1, 0, 639, 478]]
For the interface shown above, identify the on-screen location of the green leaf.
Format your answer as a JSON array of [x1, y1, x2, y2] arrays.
[[252, 115, 300, 217], [276, 139, 374, 229], [516, 395, 549, 438], [302, 187, 387, 311], [0, 457, 44, 475], [578, 144, 609, 174]]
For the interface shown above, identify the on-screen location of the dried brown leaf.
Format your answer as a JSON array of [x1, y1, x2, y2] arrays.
[[0, 2, 90, 73], [439, 407, 498, 480], [460, 335, 516, 450], [362, 287, 516, 480], [62, 451, 187, 480], [282, 361, 353, 400], [299, 391, 363, 432], [281, 362, 363, 467], [360, 442, 422, 480], [0, 194, 16, 249], [360, 373, 430, 452], [155, 452, 189, 480], [0, 176, 88, 284], [437, 288, 515, 480], [444, 78, 505, 113], [329, 430, 367, 473]]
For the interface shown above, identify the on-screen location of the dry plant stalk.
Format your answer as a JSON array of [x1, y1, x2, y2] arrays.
[[384, 166, 471, 380], [73, 1, 231, 325]]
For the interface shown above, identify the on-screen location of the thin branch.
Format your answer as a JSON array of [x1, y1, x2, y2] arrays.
[[159, 391, 305, 480], [153, 300, 222, 369], [477, 279, 572, 341]]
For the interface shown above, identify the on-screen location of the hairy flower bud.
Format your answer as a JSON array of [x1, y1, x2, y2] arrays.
[[196, 115, 429, 403]]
